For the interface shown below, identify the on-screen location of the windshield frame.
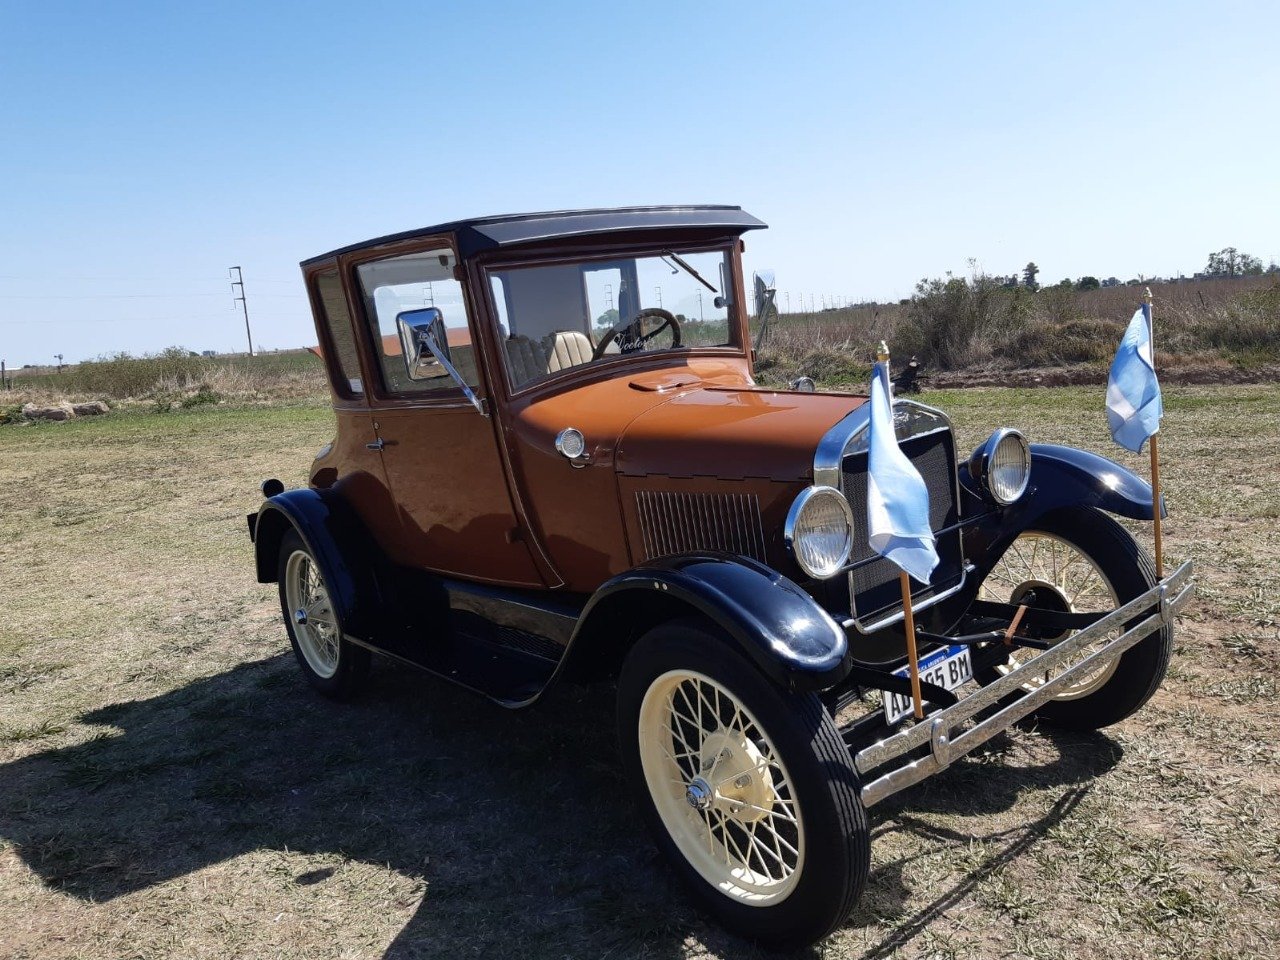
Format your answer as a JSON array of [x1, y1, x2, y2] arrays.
[[478, 239, 747, 399]]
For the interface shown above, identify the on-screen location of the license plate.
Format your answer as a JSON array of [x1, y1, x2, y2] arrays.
[[882, 644, 974, 725]]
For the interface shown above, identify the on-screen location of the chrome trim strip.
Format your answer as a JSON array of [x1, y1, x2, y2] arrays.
[[855, 561, 1194, 807], [814, 405, 871, 488], [848, 577, 970, 634]]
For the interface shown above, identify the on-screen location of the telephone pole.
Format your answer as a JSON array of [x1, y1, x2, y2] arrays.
[[229, 266, 255, 356]]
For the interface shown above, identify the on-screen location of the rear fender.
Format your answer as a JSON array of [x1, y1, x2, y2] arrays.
[[250, 489, 385, 640], [561, 554, 851, 693]]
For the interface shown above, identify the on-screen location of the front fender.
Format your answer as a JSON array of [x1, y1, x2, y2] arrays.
[[250, 489, 385, 640], [568, 553, 850, 693], [1024, 443, 1166, 521]]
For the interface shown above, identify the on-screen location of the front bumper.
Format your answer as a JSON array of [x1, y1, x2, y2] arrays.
[[855, 560, 1195, 807]]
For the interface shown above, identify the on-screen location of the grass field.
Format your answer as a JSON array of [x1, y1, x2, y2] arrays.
[[1, 387, 1277, 959]]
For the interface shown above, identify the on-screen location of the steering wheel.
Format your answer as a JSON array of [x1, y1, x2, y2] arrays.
[[592, 307, 683, 360]]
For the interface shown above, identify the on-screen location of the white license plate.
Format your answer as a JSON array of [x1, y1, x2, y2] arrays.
[[882, 644, 974, 725]]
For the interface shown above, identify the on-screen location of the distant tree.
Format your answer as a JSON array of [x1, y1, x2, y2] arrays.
[[1055, 278, 1073, 289], [1076, 276, 1101, 291], [1268, 260, 1280, 275], [1205, 247, 1264, 278], [1101, 277, 1121, 287], [1022, 262, 1040, 291], [594, 308, 620, 329]]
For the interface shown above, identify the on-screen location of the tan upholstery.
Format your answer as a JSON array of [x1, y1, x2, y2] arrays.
[[505, 335, 549, 387], [545, 331, 594, 373]]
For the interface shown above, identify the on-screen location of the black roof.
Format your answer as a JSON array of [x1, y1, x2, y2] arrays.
[[302, 205, 767, 265]]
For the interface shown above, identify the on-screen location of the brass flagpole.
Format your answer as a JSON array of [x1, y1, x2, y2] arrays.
[[879, 341, 925, 720], [1145, 288, 1164, 578]]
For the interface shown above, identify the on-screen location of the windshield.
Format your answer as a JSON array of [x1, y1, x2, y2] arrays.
[[486, 248, 736, 390]]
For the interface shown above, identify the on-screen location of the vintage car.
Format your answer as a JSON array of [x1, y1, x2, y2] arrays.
[[248, 206, 1192, 948]]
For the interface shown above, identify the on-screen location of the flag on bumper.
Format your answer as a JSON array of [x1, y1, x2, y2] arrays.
[[867, 361, 939, 585], [1106, 304, 1163, 453]]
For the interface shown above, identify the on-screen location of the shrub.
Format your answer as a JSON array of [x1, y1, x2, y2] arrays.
[[899, 273, 1031, 367], [65, 347, 205, 399]]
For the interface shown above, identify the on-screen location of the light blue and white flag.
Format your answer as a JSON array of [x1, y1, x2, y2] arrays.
[[867, 361, 939, 585], [1106, 304, 1163, 453]]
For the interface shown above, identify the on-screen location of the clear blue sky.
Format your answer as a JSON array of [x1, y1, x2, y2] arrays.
[[2, 0, 1277, 365]]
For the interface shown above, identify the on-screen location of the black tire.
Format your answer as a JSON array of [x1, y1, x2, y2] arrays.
[[617, 619, 869, 949], [277, 529, 370, 700], [976, 506, 1171, 730]]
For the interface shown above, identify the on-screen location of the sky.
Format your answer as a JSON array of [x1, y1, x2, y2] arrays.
[[1, 0, 1277, 365]]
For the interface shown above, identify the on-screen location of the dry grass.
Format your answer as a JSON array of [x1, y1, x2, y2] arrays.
[[755, 275, 1280, 387], [1, 387, 1278, 959]]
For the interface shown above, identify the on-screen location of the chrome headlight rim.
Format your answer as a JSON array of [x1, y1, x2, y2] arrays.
[[784, 485, 855, 580], [973, 428, 1031, 505]]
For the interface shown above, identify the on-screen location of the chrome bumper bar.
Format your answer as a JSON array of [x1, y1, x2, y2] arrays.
[[856, 561, 1195, 808]]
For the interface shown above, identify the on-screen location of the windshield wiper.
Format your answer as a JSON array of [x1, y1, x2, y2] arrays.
[[663, 251, 718, 293]]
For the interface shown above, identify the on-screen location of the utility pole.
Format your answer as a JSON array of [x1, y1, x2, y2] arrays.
[[697, 291, 704, 322], [1, 359, 8, 390], [229, 266, 255, 357], [655, 286, 663, 308]]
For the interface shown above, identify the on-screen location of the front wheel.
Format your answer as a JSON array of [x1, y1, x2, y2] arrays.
[[974, 505, 1171, 730], [617, 620, 869, 949]]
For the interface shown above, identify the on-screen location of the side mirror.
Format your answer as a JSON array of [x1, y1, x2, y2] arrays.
[[396, 307, 449, 378], [395, 308, 487, 416]]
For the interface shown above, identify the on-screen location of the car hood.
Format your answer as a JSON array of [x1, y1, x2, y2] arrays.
[[616, 386, 867, 482]]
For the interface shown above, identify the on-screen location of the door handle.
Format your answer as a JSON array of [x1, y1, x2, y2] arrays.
[[366, 438, 385, 451]]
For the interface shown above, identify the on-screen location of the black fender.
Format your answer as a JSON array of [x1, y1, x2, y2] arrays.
[[559, 553, 851, 694], [934, 442, 1166, 636], [250, 489, 385, 641]]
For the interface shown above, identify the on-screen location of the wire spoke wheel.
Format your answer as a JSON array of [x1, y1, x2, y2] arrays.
[[980, 530, 1121, 700], [284, 549, 341, 679], [638, 669, 805, 905]]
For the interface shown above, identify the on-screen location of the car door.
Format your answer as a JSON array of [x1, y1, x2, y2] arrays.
[[353, 241, 546, 588]]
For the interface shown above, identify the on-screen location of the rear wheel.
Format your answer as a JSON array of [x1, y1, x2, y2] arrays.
[[975, 506, 1170, 730], [617, 620, 869, 949], [277, 529, 369, 699]]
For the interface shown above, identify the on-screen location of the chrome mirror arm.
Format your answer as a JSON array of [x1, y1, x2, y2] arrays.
[[418, 331, 488, 417]]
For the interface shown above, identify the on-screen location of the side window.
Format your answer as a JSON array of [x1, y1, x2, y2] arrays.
[[314, 269, 364, 397], [357, 246, 480, 395]]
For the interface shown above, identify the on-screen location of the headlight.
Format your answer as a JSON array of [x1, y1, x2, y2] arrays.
[[971, 429, 1031, 505], [785, 485, 854, 579]]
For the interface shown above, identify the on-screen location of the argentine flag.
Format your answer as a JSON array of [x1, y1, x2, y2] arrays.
[[1106, 304, 1163, 453], [867, 361, 939, 585]]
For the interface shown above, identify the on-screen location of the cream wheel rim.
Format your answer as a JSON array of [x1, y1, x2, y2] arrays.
[[284, 550, 340, 679], [980, 531, 1121, 700], [638, 669, 805, 905]]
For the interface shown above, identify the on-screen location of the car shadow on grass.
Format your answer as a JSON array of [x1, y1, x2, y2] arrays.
[[0, 655, 1122, 959]]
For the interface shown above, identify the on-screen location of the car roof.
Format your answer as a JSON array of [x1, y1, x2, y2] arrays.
[[301, 205, 767, 265]]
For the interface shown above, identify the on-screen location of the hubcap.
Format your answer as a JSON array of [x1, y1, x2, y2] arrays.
[[284, 550, 341, 680], [637, 669, 805, 906], [685, 778, 713, 810]]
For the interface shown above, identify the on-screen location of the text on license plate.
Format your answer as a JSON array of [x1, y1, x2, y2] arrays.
[[882, 644, 973, 725]]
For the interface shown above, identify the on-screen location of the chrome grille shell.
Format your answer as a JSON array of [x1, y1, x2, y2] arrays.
[[813, 398, 968, 632]]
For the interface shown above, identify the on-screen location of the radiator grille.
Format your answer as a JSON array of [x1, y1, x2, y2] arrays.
[[635, 491, 766, 561], [841, 430, 963, 626]]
